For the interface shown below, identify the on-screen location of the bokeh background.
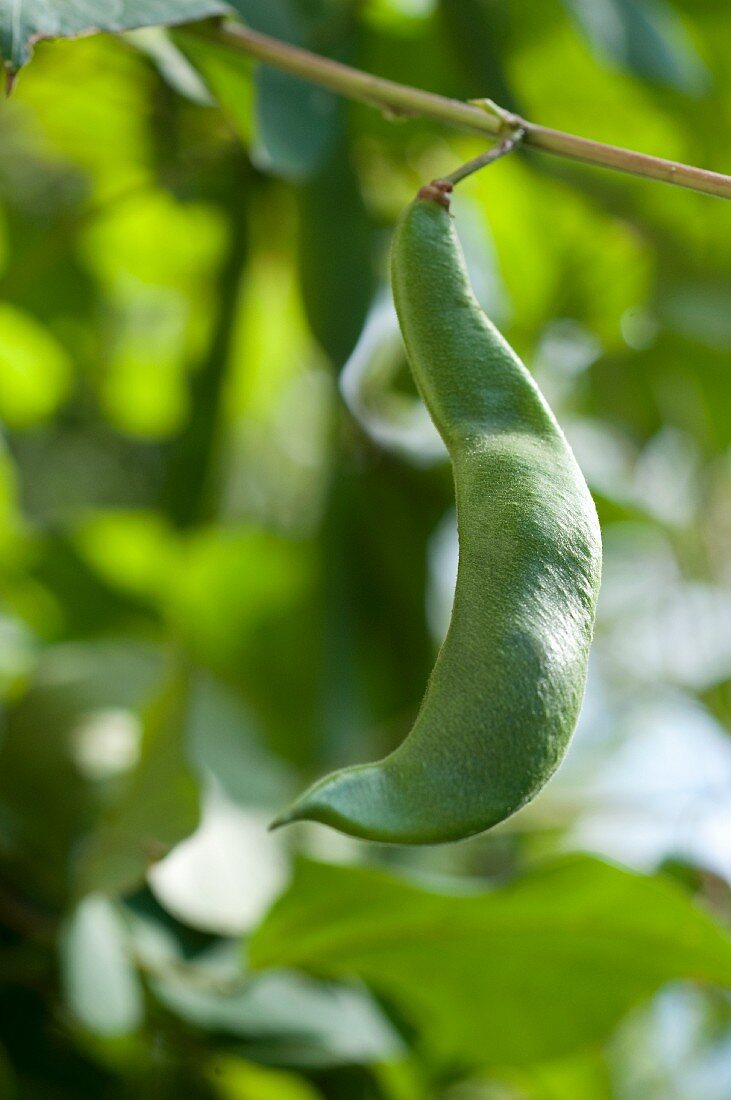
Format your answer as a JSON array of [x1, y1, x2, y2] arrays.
[[1, 0, 730, 1096]]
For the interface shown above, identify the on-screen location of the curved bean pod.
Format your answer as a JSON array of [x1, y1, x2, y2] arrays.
[[273, 182, 602, 843]]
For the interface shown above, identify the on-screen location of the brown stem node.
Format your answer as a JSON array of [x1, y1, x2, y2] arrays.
[[417, 179, 453, 207]]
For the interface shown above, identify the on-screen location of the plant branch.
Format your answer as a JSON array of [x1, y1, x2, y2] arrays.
[[443, 126, 526, 186], [189, 22, 731, 201]]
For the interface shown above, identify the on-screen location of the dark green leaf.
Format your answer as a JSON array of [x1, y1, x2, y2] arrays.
[[437, 0, 519, 111], [227, 0, 339, 179], [0, 0, 227, 74], [296, 125, 376, 367]]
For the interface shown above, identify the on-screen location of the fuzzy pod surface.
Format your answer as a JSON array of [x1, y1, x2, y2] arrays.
[[273, 185, 602, 844]]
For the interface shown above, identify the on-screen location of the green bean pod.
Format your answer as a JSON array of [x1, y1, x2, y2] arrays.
[[273, 182, 602, 844]]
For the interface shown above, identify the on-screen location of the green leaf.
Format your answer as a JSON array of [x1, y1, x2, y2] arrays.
[[296, 126, 376, 367], [208, 1058, 321, 1100], [75, 667, 200, 897], [250, 856, 731, 1068], [0, 0, 227, 74], [227, 0, 339, 179], [561, 0, 708, 92]]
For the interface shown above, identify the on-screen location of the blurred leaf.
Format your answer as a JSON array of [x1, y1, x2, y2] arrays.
[[560, 0, 707, 92], [509, 14, 689, 156], [153, 954, 402, 1068], [102, 319, 192, 439], [296, 123, 377, 368], [437, 0, 518, 110], [76, 666, 199, 897], [502, 1049, 613, 1099], [0, 640, 162, 904], [186, 673, 294, 808], [173, 28, 255, 141], [227, 0, 339, 179], [26, 532, 157, 639], [60, 895, 144, 1036], [10, 34, 154, 199], [81, 189, 226, 289], [126, 26, 215, 104], [77, 188, 226, 437], [316, 454, 443, 768], [0, 303, 72, 427], [209, 1057, 321, 1100], [659, 280, 731, 349], [161, 191, 248, 528], [73, 510, 179, 604], [147, 798, 287, 935], [250, 856, 731, 1068], [0, 0, 227, 73], [462, 157, 652, 348], [169, 527, 319, 765], [170, 527, 310, 664], [0, 437, 24, 557], [78, 188, 229, 439], [588, 331, 731, 450], [11, 426, 166, 531]]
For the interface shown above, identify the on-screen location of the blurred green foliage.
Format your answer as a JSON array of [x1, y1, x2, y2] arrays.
[[0, 1, 730, 1097]]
